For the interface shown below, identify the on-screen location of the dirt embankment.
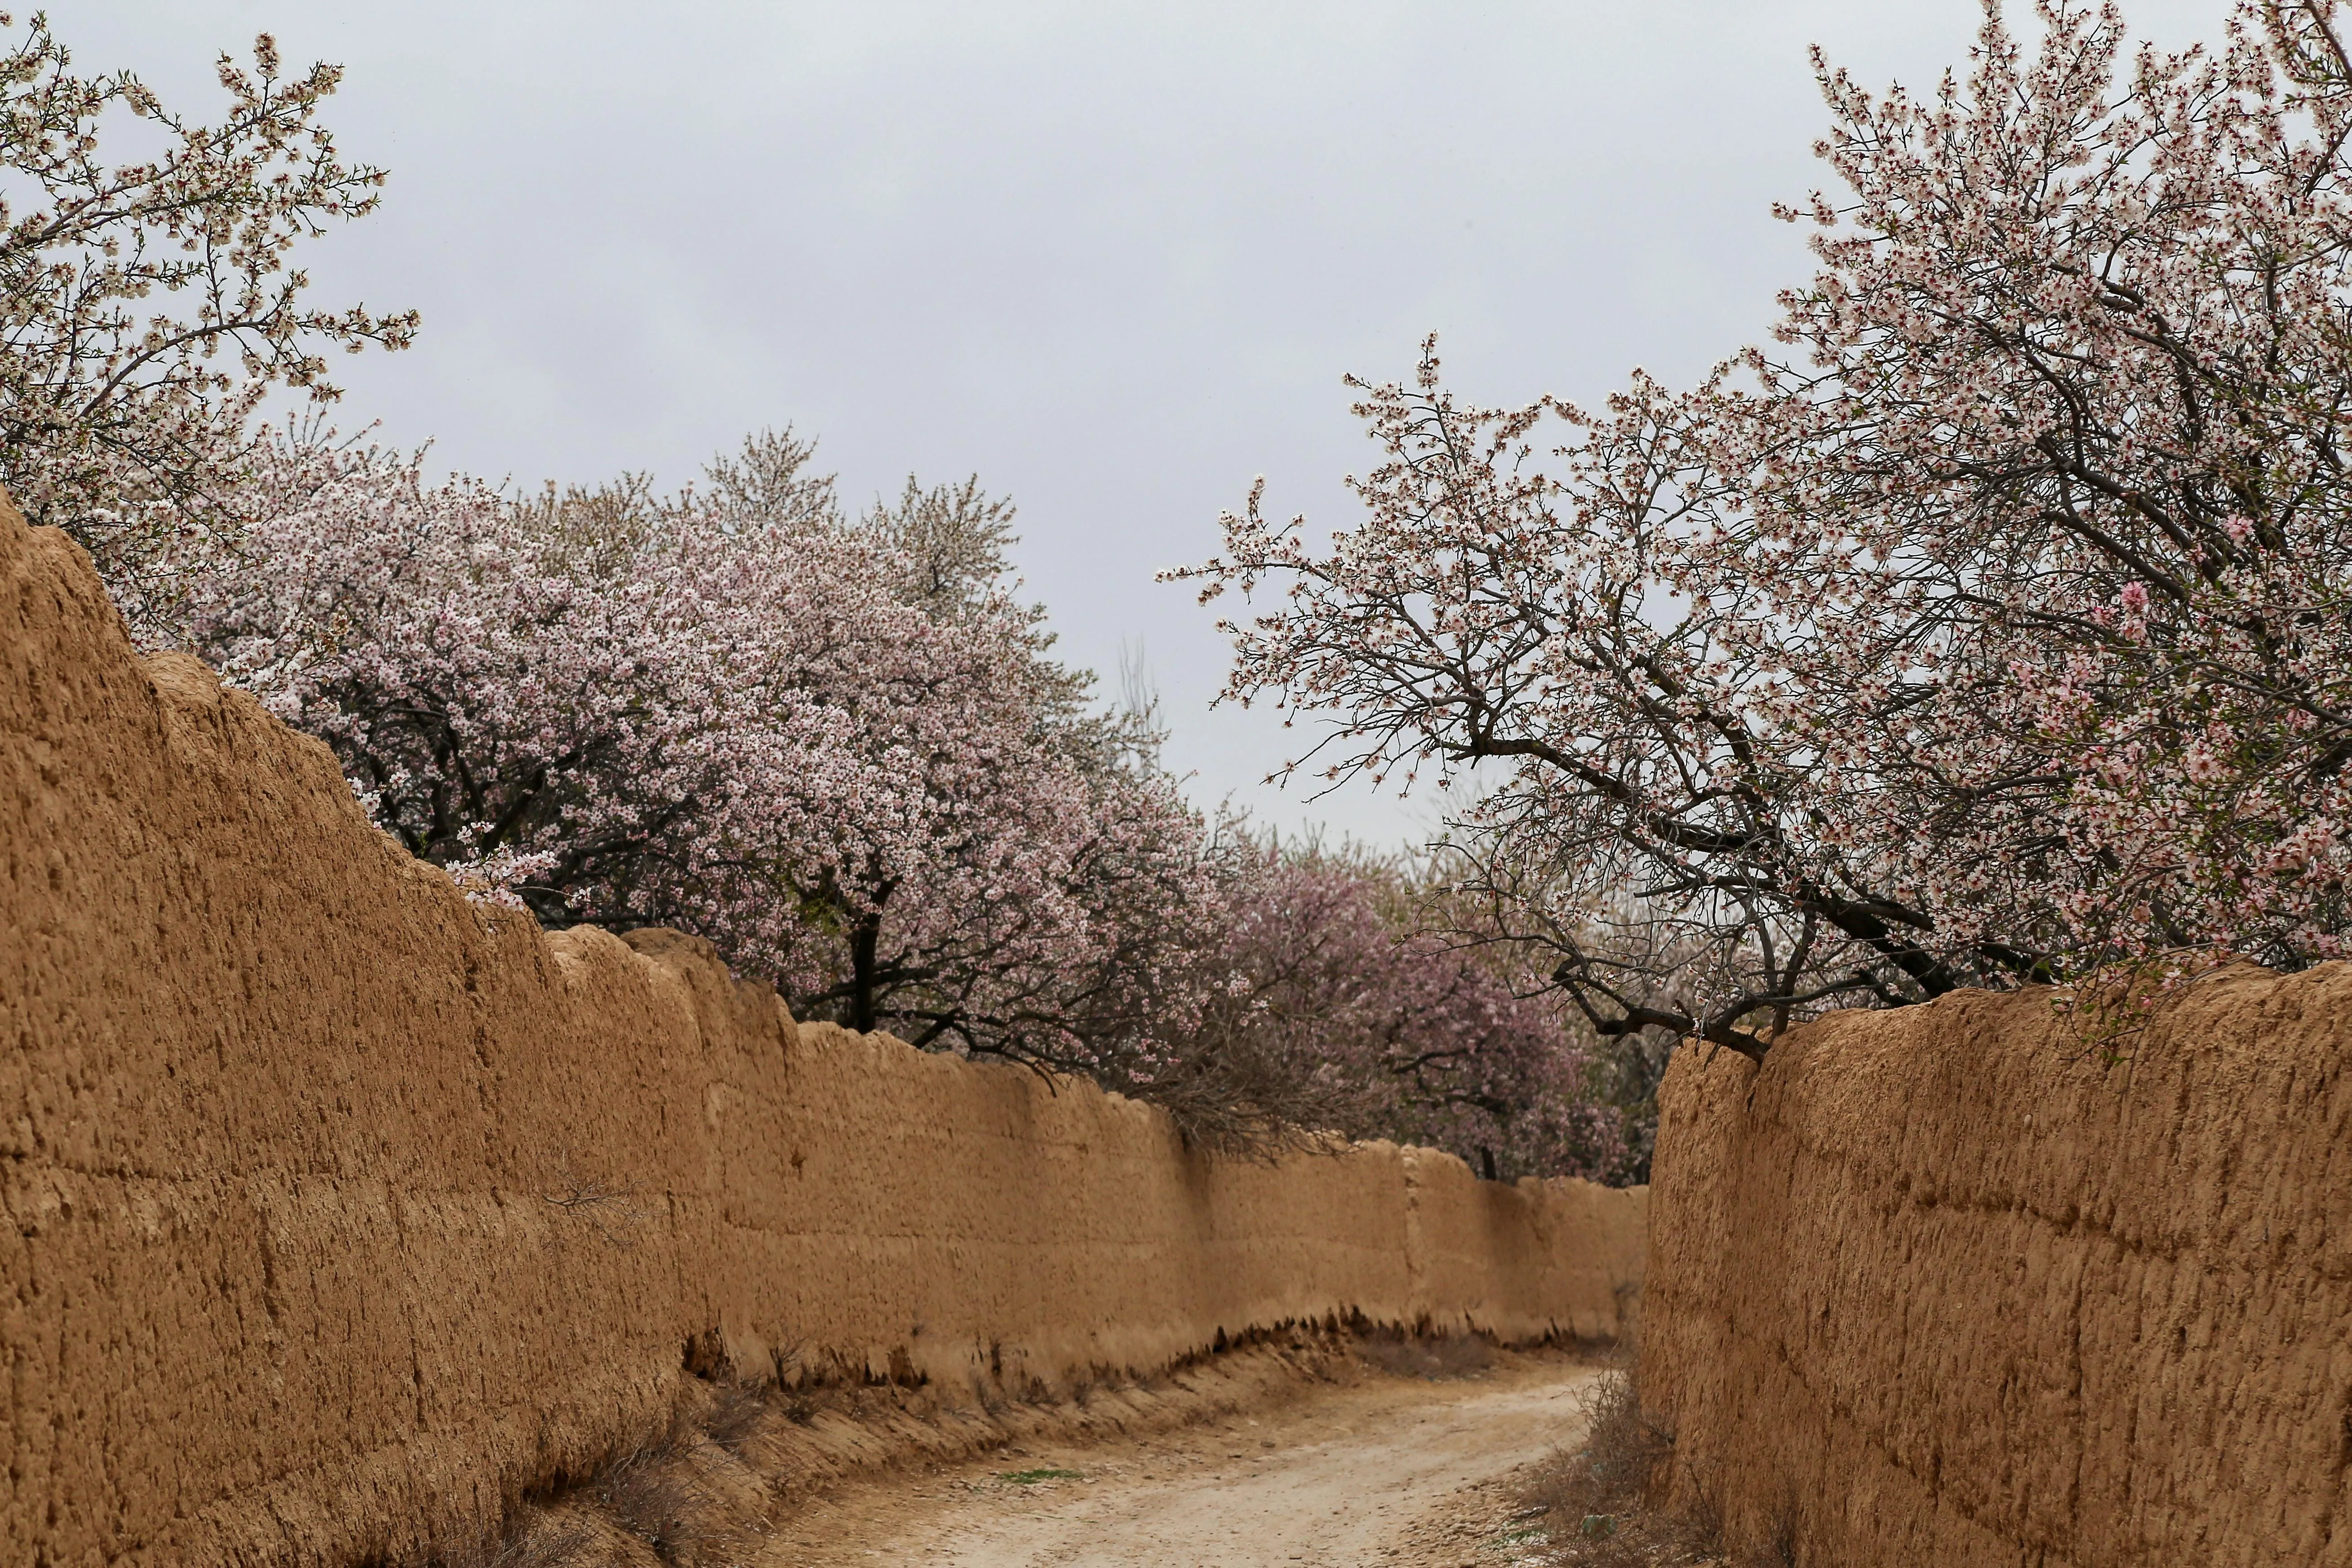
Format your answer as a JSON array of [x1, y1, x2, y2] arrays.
[[0, 496, 1645, 1567], [1646, 973, 2352, 1566]]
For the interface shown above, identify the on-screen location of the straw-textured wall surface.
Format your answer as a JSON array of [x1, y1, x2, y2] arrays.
[[1646, 973, 2352, 1566], [0, 499, 1645, 1565]]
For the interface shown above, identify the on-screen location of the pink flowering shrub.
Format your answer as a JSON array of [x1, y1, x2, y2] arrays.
[[1176, 0, 2352, 1058]]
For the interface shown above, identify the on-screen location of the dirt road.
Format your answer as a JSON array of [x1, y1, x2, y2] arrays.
[[760, 1352, 1598, 1568]]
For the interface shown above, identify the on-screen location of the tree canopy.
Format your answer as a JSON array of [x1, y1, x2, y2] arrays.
[[1177, 0, 2352, 1058]]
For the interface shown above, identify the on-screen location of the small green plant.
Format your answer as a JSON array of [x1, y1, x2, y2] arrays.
[[997, 1466, 1084, 1485]]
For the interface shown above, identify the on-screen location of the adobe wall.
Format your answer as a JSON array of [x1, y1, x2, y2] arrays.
[[0, 499, 1646, 1566], [1645, 973, 2352, 1566]]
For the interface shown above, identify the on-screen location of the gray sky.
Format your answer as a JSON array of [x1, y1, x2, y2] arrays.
[[73, 0, 2224, 844]]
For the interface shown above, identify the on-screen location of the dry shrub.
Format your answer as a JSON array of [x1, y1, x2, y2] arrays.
[[438, 1513, 598, 1568], [1523, 1365, 1730, 1566], [702, 1380, 769, 1454], [593, 1422, 730, 1565], [1355, 1329, 1493, 1381], [1535, 1365, 1671, 1514], [597, 1465, 707, 1561]]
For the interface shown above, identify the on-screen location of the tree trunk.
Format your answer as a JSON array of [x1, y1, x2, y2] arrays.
[[849, 914, 880, 1033]]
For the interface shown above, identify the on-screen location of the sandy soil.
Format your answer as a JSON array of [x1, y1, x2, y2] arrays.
[[757, 1353, 1598, 1568]]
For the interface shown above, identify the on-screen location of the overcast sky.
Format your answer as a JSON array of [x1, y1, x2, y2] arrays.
[[71, 0, 2226, 844]]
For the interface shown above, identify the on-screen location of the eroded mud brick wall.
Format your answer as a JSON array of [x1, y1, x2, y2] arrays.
[[0, 499, 1647, 1565], [1646, 974, 2352, 1567]]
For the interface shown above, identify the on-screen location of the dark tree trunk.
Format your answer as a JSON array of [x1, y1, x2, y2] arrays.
[[849, 915, 881, 1033]]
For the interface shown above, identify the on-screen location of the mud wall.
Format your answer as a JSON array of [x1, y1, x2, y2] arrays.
[[1645, 973, 2352, 1567], [0, 500, 1646, 1567]]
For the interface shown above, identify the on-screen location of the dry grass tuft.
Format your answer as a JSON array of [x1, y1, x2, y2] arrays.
[[589, 1419, 743, 1565], [596, 1459, 708, 1561]]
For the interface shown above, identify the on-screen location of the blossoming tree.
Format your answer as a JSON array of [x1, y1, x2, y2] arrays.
[[1176, 0, 2352, 1058], [1197, 841, 1639, 1181], [176, 430, 1232, 1126], [0, 16, 415, 620]]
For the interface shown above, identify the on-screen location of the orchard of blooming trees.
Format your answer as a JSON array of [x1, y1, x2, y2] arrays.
[[183, 430, 1227, 1089], [18, 1, 2342, 1174], [1180, 0, 2352, 1059], [0, 13, 1631, 1178], [155, 425, 1643, 1176]]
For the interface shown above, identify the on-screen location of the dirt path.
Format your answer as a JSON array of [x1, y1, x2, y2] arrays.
[[758, 1353, 1598, 1568]]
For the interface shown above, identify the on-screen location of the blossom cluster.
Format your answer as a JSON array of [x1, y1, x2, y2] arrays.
[[0, 18, 415, 612]]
